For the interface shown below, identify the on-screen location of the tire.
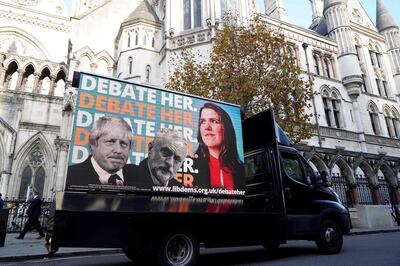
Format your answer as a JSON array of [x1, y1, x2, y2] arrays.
[[45, 234, 59, 256], [316, 219, 343, 254], [158, 232, 199, 266]]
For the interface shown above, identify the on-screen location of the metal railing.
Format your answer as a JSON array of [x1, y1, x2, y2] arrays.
[[3, 200, 53, 233]]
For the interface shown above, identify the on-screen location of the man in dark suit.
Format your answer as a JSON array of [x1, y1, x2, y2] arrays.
[[135, 128, 188, 188], [16, 189, 45, 239], [66, 116, 136, 188]]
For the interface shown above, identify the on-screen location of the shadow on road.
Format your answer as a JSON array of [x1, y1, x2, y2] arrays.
[[199, 245, 320, 265]]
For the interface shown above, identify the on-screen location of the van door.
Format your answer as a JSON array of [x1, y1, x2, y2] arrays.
[[279, 147, 319, 237]]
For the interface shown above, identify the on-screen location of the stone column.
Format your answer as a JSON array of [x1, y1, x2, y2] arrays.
[[0, 67, 6, 91], [33, 73, 40, 93], [349, 183, 359, 205], [349, 95, 367, 152], [371, 185, 381, 205], [390, 187, 400, 205], [49, 75, 56, 96], [16, 69, 24, 91], [54, 136, 70, 192]]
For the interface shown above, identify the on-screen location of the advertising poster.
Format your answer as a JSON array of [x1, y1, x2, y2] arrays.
[[65, 72, 245, 197]]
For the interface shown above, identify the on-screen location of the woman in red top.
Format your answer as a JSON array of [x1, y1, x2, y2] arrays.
[[194, 103, 244, 191]]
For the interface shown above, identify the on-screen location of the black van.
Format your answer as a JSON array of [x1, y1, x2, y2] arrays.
[[48, 109, 351, 266]]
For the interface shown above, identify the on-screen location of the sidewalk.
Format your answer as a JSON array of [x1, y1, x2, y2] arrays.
[[0, 232, 119, 262], [1, 227, 400, 262]]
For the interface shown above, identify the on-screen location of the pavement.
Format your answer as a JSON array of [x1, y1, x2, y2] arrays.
[[1, 227, 400, 262]]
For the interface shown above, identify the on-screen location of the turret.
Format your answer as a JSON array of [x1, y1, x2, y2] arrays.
[[115, 0, 161, 84], [323, 0, 362, 99], [264, 0, 289, 22], [376, 0, 400, 95], [309, 0, 323, 29]]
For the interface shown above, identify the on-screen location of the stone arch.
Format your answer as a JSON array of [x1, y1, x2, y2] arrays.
[[95, 50, 113, 66], [54, 69, 66, 97], [74, 46, 95, 62], [0, 27, 51, 59], [4, 55, 21, 69], [4, 60, 19, 90], [329, 155, 355, 184], [20, 59, 38, 72], [368, 100, 379, 112], [354, 159, 376, 185], [330, 87, 342, 99], [308, 154, 329, 173], [37, 62, 54, 77], [320, 85, 330, 95], [9, 132, 55, 199], [38, 67, 51, 95], [376, 162, 397, 187], [382, 104, 391, 113], [391, 106, 400, 117], [21, 63, 35, 92]]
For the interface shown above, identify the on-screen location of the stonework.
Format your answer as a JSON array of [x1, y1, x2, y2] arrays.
[[0, 0, 399, 225]]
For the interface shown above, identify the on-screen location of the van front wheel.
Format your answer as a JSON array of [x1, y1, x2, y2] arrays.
[[316, 219, 343, 254], [158, 232, 199, 266]]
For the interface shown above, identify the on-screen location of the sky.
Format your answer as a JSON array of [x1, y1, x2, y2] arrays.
[[258, 0, 400, 28], [63, 0, 400, 28]]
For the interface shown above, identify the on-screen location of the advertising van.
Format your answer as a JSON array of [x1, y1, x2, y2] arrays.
[[47, 72, 351, 266]]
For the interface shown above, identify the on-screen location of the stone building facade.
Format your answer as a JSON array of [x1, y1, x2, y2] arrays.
[[0, 0, 399, 227]]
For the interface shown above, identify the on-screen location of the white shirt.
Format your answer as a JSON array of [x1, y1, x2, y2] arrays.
[[91, 157, 124, 185]]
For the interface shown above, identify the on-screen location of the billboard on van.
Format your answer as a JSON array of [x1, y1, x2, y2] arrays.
[[65, 72, 245, 197]]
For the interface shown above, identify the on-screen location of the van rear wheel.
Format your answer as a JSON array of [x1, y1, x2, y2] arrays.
[[158, 232, 199, 266], [316, 219, 343, 254]]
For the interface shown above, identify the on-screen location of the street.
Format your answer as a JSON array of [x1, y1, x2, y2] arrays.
[[3, 232, 400, 266]]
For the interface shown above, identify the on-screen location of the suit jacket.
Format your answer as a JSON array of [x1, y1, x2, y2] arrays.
[[193, 156, 245, 191], [66, 156, 138, 188], [27, 196, 42, 219], [134, 158, 181, 189], [133, 158, 155, 188]]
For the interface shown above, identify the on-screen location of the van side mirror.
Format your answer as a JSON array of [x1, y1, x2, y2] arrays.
[[320, 171, 332, 186]]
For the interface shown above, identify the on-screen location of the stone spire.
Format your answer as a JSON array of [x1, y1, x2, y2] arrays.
[[264, 0, 289, 22], [122, 0, 160, 26], [376, 0, 398, 32]]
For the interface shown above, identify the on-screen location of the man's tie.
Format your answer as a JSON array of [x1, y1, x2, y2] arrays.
[[108, 174, 123, 185]]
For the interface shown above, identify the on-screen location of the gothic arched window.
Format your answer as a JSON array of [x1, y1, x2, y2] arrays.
[[128, 57, 133, 75], [324, 58, 332, 78], [392, 110, 400, 138], [313, 55, 320, 75], [322, 89, 342, 128], [368, 104, 380, 135], [145, 65, 151, 83], [18, 147, 46, 199], [19, 166, 32, 199], [184, 0, 202, 30]]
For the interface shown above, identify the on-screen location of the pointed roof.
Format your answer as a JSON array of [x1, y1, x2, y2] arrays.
[[315, 17, 328, 36], [122, 0, 160, 26], [376, 0, 398, 31], [323, 0, 346, 12]]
